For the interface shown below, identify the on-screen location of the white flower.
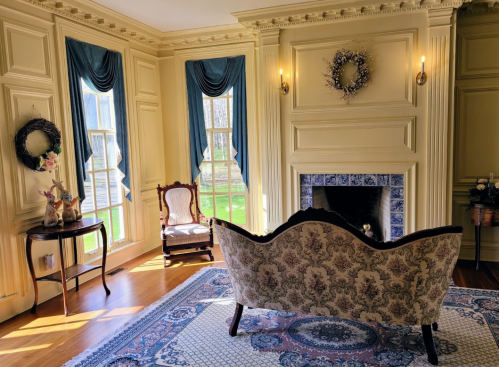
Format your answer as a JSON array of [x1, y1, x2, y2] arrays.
[[478, 178, 488, 183], [477, 184, 486, 190], [46, 151, 59, 162]]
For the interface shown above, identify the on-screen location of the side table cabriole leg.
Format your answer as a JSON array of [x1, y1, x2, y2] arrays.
[[73, 236, 79, 292], [58, 235, 69, 316], [475, 225, 481, 271], [26, 237, 38, 313], [100, 225, 111, 295]]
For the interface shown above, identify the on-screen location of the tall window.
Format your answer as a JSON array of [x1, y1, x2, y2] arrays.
[[81, 80, 128, 256], [198, 89, 248, 227]]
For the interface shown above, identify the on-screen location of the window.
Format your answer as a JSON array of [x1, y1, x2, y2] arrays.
[[80, 80, 128, 255], [198, 89, 248, 227]]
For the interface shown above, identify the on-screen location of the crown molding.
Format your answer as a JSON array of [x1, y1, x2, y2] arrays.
[[159, 23, 258, 50], [15, 0, 476, 51], [458, 0, 499, 16], [233, 0, 471, 30], [17, 0, 162, 49]]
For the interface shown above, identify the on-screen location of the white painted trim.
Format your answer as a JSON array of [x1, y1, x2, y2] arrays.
[[173, 42, 261, 235]]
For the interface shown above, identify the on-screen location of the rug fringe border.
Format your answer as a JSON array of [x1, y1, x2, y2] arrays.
[[62, 266, 220, 367]]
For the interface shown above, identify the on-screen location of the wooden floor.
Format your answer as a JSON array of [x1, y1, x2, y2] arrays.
[[452, 259, 499, 290], [0, 248, 498, 367], [0, 245, 226, 367]]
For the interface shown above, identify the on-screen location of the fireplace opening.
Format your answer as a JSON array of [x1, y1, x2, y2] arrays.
[[312, 186, 391, 241]]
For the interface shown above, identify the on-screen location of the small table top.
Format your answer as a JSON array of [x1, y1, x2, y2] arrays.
[[27, 218, 104, 240], [470, 204, 499, 227]]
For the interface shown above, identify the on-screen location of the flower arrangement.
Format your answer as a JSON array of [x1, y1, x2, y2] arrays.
[[37, 146, 62, 172], [469, 178, 499, 206], [323, 48, 373, 103]]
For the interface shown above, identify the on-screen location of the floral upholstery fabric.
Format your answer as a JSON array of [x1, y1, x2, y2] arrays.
[[215, 222, 462, 326]]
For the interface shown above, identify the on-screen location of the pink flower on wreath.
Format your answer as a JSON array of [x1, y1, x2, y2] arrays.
[[44, 159, 56, 170]]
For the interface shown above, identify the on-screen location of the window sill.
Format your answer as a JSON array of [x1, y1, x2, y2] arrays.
[[83, 239, 141, 266]]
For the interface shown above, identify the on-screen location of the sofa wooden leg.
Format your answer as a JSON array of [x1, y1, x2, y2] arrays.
[[432, 322, 438, 331], [422, 324, 438, 365], [229, 303, 244, 337]]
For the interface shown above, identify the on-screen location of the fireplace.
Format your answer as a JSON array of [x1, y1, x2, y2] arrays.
[[300, 174, 404, 241]]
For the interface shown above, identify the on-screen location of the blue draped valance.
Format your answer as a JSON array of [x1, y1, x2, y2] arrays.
[[65, 37, 131, 202], [186, 56, 249, 189]]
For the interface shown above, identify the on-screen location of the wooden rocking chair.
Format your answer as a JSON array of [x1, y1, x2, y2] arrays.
[[157, 182, 214, 267]]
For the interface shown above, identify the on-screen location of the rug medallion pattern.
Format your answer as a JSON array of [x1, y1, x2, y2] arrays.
[[65, 268, 499, 367]]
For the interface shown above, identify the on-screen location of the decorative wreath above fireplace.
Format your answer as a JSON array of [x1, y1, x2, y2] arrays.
[[323, 48, 373, 103]]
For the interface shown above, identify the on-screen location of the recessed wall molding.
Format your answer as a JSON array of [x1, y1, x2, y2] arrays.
[[0, 18, 52, 82], [291, 30, 416, 113], [454, 84, 499, 187], [458, 32, 499, 78], [136, 102, 164, 191], [291, 117, 416, 155], [133, 57, 159, 99], [4, 85, 62, 218]]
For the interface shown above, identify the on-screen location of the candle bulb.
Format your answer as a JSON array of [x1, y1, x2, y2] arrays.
[[280, 69, 283, 85], [422, 56, 425, 74]]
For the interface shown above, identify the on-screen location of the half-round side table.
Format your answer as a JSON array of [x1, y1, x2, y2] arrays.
[[26, 218, 111, 316]]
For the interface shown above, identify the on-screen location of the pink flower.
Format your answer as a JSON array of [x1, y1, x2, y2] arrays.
[[44, 159, 56, 170]]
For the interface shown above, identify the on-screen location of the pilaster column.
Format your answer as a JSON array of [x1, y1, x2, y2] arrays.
[[426, 8, 456, 228], [259, 29, 283, 232]]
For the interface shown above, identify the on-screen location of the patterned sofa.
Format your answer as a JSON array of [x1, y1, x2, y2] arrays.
[[214, 208, 463, 365]]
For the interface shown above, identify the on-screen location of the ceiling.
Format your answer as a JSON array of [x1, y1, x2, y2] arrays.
[[90, 0, 322, 33]]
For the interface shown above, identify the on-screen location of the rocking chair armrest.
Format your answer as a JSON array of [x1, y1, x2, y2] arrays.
[[198, 213, 213, 226]]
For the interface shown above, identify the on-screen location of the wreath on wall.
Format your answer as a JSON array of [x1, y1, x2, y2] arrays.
[[323, 48, 373, 103], [14, 118, 62, 172]]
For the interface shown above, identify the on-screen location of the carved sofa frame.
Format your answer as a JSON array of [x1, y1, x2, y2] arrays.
[[214, 208, 463, 365]]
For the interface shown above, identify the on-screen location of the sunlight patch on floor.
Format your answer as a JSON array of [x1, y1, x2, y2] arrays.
[[2, 321, 88, 338], [104, 306, 144, 317], [20, 310, 106, 329], [129, 256, 181, 272], [0, 344, 52, 355]]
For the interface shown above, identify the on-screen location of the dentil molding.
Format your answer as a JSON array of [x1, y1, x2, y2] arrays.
[[233, 0, 472, 30], [17, 0, 477, 51]]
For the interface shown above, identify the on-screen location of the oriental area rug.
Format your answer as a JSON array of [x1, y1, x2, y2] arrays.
[[64, 268, 499, 367]]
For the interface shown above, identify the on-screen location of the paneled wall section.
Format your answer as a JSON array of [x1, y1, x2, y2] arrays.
[[453, 11, 499, 261]]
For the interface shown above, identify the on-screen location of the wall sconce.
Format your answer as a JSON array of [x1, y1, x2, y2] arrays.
[[416, 56, 427, 85], [280, 69, 289, 95]]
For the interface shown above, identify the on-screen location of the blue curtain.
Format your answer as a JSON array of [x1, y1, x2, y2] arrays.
[[65, 37, 131, 202], [186, 56, 249, 189]]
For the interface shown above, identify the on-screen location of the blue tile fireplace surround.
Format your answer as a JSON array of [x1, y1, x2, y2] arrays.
[[299, 173, 404, 241]]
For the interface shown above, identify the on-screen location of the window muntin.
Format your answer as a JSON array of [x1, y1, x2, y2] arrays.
[[81, 80, 128, 255], [198, 89, 247, 227]]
